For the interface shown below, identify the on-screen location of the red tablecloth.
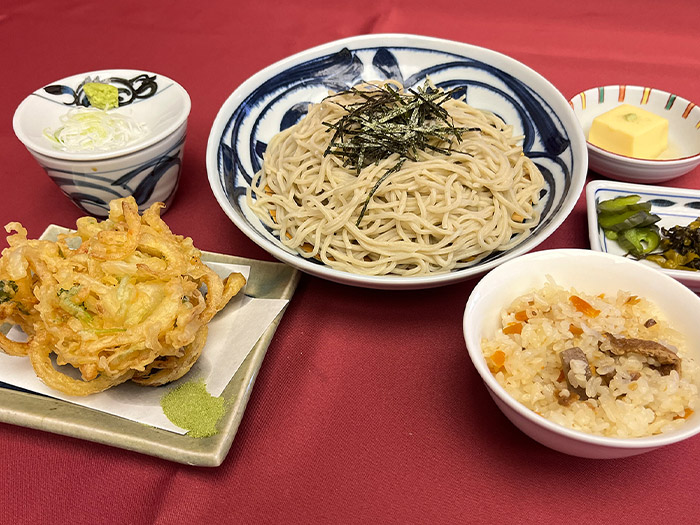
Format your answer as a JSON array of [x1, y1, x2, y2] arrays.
[[2, 1, 700, 523]]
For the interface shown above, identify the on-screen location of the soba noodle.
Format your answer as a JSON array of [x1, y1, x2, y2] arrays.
[[247, 81, 545, 276]]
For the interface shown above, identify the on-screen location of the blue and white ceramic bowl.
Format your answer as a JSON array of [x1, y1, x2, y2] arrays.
[[207, 34, 588, 289], [13, 69, 191, 216]]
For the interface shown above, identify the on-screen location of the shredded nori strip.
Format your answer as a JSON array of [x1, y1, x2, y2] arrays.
[[322, 81, 479, 226]]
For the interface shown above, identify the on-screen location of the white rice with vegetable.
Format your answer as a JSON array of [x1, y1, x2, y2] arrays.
[[482, 278, 699, 438]]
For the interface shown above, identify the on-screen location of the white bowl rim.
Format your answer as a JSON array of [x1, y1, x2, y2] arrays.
[[570, 84, 700, 164], [206, 33, 588, 289], [13, 68, 191, 162], [464, 248, 700, 449]]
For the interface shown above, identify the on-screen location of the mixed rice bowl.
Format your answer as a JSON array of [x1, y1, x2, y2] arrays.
[[481, 278, 699, 438]]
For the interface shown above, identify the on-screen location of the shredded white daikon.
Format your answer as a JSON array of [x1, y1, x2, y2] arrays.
[[44, 107, 149, 152]]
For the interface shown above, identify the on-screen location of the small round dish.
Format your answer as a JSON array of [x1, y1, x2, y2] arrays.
[[13, 69, 191, 216], [570, 85, 700, 183], [464, 249, 700, 458], [207, 34, 588, 290]]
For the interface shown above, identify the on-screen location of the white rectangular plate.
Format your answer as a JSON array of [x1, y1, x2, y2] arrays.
[[586, 180, 700, 292]]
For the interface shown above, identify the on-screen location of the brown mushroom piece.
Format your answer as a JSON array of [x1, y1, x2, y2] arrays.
[[559, 347, 592, 404], [601, 332, 681, 375]]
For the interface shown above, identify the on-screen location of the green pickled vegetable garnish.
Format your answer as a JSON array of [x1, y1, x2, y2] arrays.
[[653, 219, 700, 270], [596, 194, 661, 259], [617, 227, 661, 258], [83, 82, 119, 110], [596, 195, 700, 271], [596, 194, 643, 214]]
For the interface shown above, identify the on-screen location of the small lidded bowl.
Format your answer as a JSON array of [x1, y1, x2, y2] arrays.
[[570, 85, 700, 183], [464, 249, 700, 458], [13, 69, 191, 217]]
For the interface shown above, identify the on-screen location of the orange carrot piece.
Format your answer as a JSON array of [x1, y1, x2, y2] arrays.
[[674, 408, 694, 420], [514, 310, 529, 322], [569, 324, 583, 336], [503, 322, 523, 335], [569, 295, 601, 318], [490, 350, 506, 368]]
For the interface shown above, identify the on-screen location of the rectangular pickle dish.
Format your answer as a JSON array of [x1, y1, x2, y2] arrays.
[[587, 179, 700, 292]]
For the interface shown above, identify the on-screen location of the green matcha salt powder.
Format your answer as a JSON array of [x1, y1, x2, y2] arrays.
[[161, 381, 227, 438]]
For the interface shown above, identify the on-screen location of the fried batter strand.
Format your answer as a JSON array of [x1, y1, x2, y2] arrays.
[[0, 197, 246, 396]]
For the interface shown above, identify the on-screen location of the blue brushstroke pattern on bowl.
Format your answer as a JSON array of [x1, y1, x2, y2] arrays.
[[207, 35, 587, 289]]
